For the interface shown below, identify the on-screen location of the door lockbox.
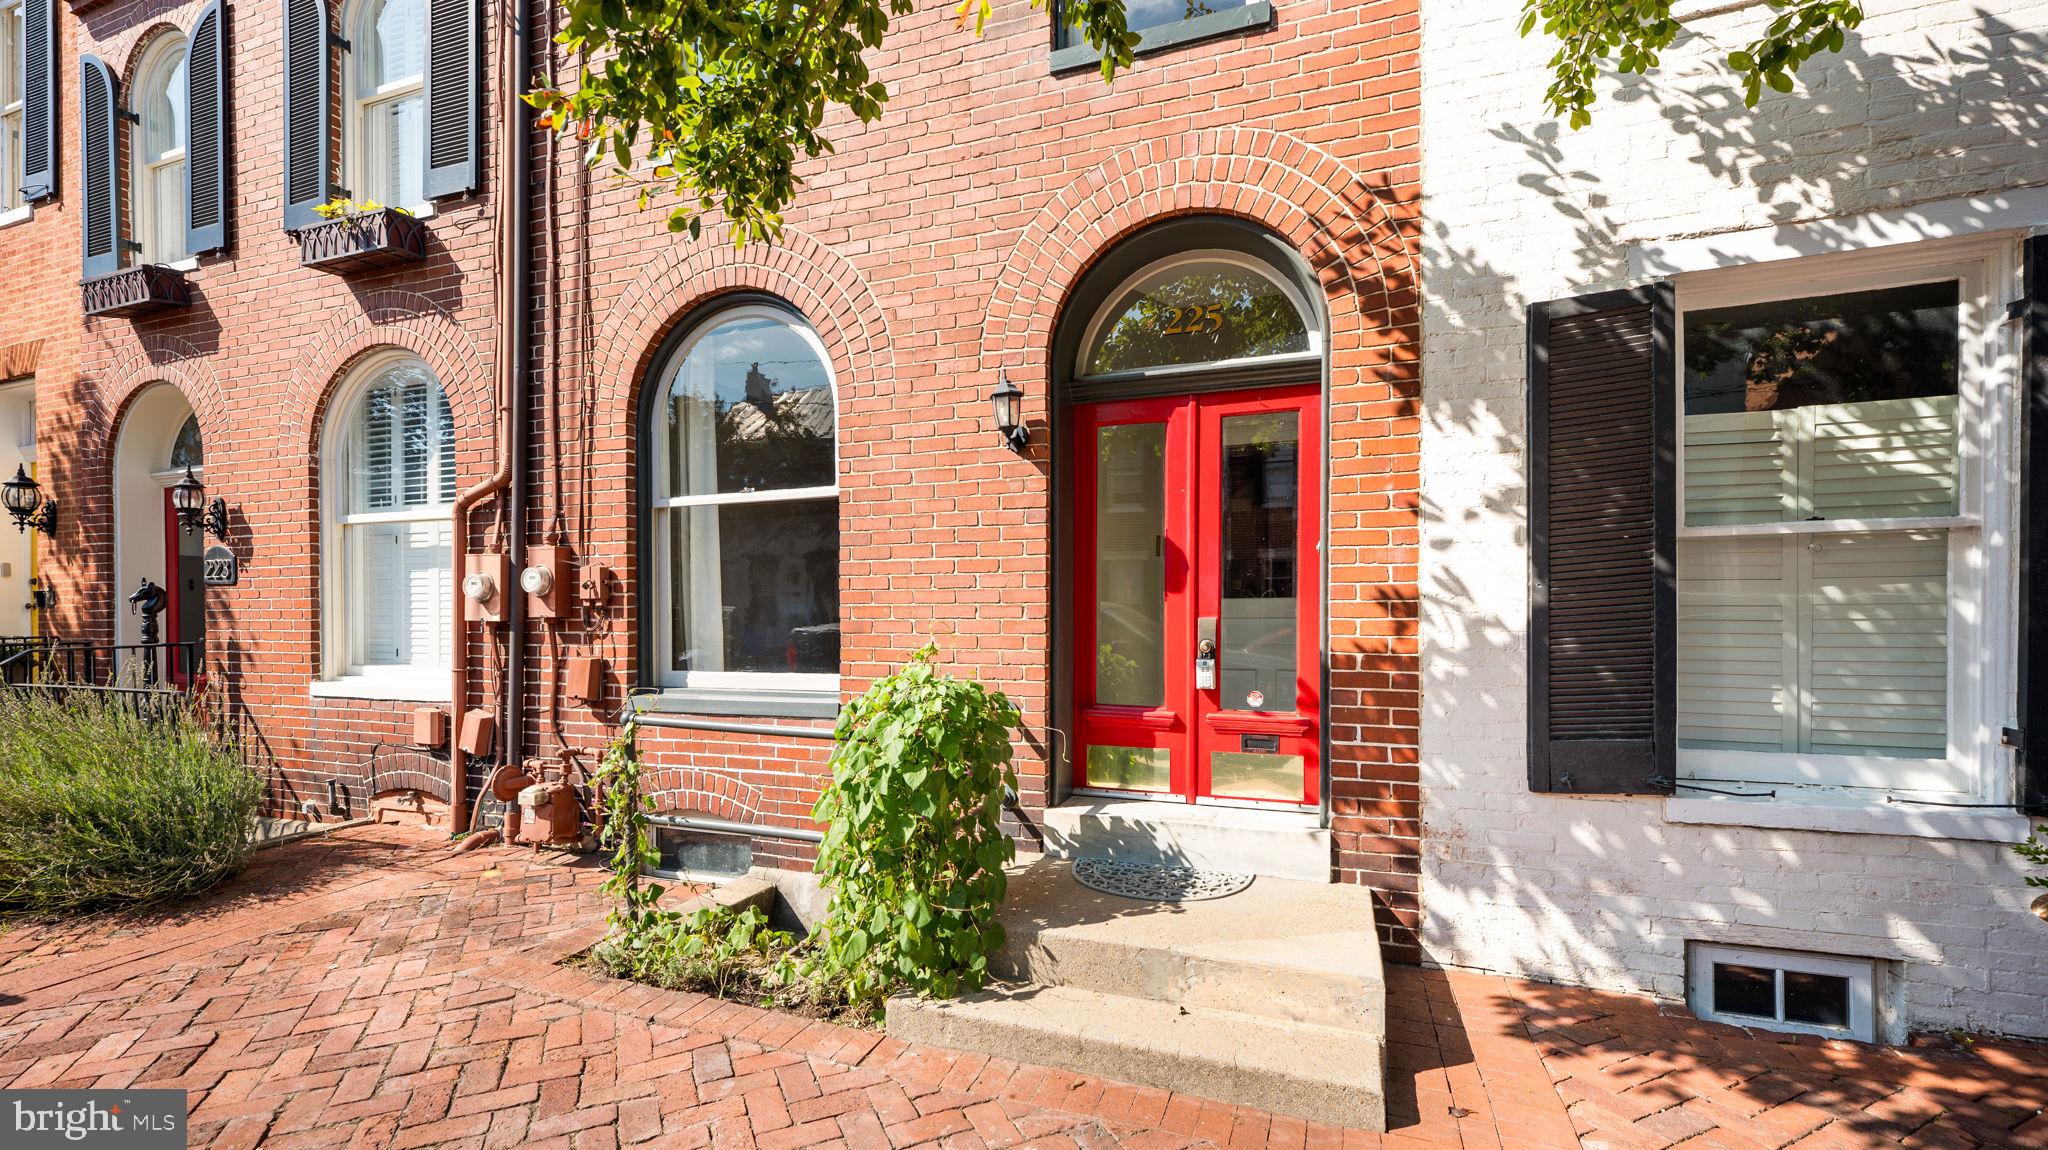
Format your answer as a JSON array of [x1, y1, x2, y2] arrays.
[[1195, 616, 1217, 691]]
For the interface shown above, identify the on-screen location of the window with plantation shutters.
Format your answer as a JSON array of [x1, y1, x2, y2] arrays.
[[1527, 286, 1676, 794], [282, 0, 330, 231], [79, 56, 118, 277], [326, 355, 456, 685], [186, 3, 226, 254], [1672, 268, 2008, 800]]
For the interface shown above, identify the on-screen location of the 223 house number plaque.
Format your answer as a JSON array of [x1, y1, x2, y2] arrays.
[[1158, 303, 1226, 336], [202, 544, 238, 587]]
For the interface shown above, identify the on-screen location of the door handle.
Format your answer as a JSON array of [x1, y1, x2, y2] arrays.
[[1195, 617, 1217, 690]]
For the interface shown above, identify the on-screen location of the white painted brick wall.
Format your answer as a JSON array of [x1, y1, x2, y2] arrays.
[[1418, 0, 2048, 1038]]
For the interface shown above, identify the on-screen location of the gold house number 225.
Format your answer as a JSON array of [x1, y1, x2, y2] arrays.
[[1159, 304, 1225, 336]]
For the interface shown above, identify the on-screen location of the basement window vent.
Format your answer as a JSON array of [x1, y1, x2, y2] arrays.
[[652, 825, 753, 880], [1688, 943, 1876, 1042]]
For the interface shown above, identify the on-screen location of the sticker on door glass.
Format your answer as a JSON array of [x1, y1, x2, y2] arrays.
[[1245, 690, 1264, 710]]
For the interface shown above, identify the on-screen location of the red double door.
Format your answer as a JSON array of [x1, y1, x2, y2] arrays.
[[1073, 385, 1320, 806]]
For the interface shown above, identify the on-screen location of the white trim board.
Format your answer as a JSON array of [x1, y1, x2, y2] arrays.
[[1631, 185, 2048, 278]]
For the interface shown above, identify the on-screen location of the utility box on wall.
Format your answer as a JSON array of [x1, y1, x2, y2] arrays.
[[412, 706, 447, 748], [524, 545, 572, 620], [463, 554, 509, 623], [565, 655, 603, 705]]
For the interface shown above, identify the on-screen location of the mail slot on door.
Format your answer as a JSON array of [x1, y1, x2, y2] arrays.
[[1241, 734, 1280, 753]]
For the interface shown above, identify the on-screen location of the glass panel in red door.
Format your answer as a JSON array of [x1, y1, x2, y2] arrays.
[[1195, 388, 1320, 806], [1073, 397, 1192, 796]]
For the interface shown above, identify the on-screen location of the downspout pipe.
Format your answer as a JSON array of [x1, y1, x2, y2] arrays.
[[449, 0, 527, 834], [503, 0, 532, 782]]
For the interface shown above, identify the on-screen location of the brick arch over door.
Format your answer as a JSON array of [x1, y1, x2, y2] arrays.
[[989, 128, 1424, 955], [102, 336, 229, 452], [980, 127, 1416, 383]]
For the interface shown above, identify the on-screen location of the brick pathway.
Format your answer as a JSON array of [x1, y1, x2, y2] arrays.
[[1, 825, 2041, 1150]]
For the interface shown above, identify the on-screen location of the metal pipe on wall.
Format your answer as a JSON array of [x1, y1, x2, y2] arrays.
[[503, 0, 532, 784]]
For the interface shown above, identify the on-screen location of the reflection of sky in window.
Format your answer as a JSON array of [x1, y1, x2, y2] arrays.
[[1059, 0, 1238, 44], [668, 317, 831, 412]]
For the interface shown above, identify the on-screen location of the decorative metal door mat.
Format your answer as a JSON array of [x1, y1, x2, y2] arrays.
[[1070, 856, 1253, 902]]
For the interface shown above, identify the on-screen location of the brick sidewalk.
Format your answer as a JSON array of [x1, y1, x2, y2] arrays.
[[0, 825, 2041, 1149]]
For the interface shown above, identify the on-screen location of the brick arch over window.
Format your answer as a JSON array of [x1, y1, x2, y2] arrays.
[[590, 227, 891, 436], [980, 127, 1415, 382], [641, 766, 769, 823], [286, 293, 492, 456], [98, 18, 189, 84]]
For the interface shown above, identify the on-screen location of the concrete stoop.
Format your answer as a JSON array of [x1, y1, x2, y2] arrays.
[[886, 858, 1387, 1131]]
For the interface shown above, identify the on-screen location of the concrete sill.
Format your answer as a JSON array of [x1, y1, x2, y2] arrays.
[[1665, 793, 2034, 843], [309, 676, 452, 703]]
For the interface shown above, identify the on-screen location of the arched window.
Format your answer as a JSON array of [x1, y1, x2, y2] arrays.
[[646, 303, 839, 703], [321, 353, 455, 692], [346, 0, 425, 210], [1076, 252, 1319, 379], [132, 34, 188, 264]]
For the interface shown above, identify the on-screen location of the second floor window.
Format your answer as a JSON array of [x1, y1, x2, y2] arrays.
[[0, 0, 20, 213], [348, 0, 425, 211], [133, 35, 189, 263]]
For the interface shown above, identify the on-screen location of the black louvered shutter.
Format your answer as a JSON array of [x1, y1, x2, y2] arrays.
[[1528, 285, 1677, 794], [19, 0, 55, 200], [2020, 237, 2048, 816], [186, 2, 227, 254], [422, 0, 478, 198], [78, 57, 118, 278], [281, 0, 330, 230]]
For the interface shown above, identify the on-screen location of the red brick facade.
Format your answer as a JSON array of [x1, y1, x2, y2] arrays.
[[13, 0, 1422, 953]]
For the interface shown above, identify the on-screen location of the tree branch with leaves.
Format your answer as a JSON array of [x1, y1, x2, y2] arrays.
[[1521, 0, 1862, 128], [531, 0, 1139, 243]]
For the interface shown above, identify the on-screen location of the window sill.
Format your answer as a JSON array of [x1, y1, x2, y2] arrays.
[[1665, 791, 2033, 843], [0, 203, 32, 230], [310, 675, 451, 703], [1049, 1, 1272, 74], [635, 685, 841, 720]]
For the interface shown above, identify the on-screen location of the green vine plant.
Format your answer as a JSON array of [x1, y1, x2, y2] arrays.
[[587, 646, 1023, 1019], [805, 643, 1022, 1009]]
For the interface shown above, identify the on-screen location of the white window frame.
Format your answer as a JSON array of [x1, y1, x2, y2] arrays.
[[343, 0, 428, 216], [647, 304, 841, 696], [1072, 250, 1325, 382], [316, 350, 455, 700], [0, 0, 23, 219], [129, 33, 189, 266], [1672, 237, 2020, 807], [1688, 942, 1877, 1043]]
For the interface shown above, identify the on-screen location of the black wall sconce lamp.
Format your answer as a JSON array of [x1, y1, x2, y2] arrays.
[[2, 465, 57, 536], [990, 372, 1030, 452], [169, 466, 229, 541]]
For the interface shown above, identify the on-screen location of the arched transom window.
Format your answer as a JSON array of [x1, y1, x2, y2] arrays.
[[322, 353, 455, 690], [132, 33, 188, 264], [647, 304, 839, 700], [1076, 252, 1320, 380]]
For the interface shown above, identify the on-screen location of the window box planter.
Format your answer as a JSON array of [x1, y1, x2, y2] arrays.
[[81, 265, 192, 318], [298, 208, 428, 275]]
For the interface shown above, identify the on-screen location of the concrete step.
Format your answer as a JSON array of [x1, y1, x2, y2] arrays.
[[1039, 799, 1331, 882], [993, 860, 1383, 1031], [887, 982, 1385, 1130]]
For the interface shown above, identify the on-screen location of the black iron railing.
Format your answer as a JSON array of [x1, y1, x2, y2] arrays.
[[0, 640, 201, 692]]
